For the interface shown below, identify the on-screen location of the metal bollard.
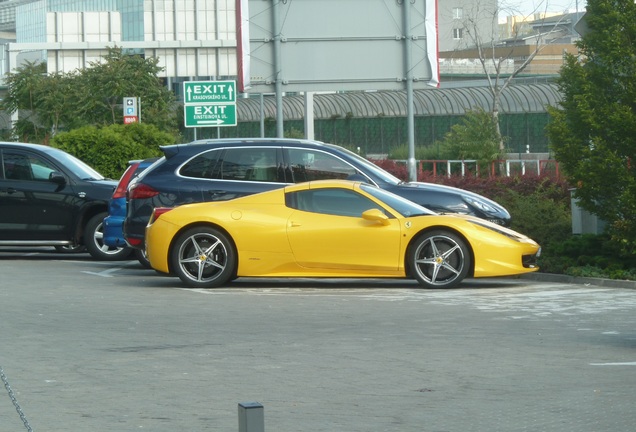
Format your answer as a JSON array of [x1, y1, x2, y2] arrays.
[[238, 402, 264, 432]]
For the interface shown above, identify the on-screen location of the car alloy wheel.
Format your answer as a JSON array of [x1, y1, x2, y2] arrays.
[[409, 230, 471, 289], [54, 244, 86, 254], [171, 227, 236, 288], [85, 212, 133, 261]]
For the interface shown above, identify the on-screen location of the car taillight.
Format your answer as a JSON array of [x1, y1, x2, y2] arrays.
[[127, 237, 143, 247], [149, 207, 173, 224], [112, 163, 140, 199], [128, 183, 160, 199]]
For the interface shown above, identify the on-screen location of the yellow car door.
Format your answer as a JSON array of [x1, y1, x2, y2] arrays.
[[285, 187, 402, 271]]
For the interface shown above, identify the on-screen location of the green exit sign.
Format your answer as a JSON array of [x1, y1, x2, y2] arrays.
[[183, 80, 237, 128], [184, 104, 237, 127], [184, 80, 236, 104]]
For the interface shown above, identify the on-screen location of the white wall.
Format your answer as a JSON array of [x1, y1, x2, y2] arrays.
[[9, 0, 237, 79], [46, 11, 121, 72]]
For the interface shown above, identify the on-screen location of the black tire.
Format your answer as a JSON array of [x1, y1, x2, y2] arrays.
[[408, 230, 471, 289], [85, 212, 133, 261], [135, 248, 152, 269], [170, 226, 236, 288]]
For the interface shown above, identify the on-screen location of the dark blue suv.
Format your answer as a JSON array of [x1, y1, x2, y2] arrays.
[[123, 139, 511, 250]]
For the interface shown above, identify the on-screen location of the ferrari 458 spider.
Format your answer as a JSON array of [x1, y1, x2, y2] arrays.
[[145, 180, 540, 289]]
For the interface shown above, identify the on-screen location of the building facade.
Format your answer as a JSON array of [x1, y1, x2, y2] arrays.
[[437, 0, 499, 52], [3, 0, 237, 91]]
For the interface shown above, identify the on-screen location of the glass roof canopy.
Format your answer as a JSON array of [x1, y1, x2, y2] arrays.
[[236, 83, 562, 121]]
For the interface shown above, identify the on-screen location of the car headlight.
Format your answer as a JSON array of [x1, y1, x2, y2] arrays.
[[462, 195, 498, 215]]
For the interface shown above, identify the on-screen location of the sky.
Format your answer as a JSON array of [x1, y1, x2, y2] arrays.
[[503, 0, 587, 16]]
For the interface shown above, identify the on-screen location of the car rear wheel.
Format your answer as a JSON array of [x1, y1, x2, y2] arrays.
[[409, 230, 471, 289], [170, 227, 236, 288], [85, 212, 133, 261]]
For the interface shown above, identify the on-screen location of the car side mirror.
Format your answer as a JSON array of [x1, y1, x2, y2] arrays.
[[49, 171, 66, 185], [362, 208, 390, 225]]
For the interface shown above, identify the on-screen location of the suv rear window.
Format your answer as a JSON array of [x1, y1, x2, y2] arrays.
[[180, 147, 282, 182], [180, 150, 221, 179]]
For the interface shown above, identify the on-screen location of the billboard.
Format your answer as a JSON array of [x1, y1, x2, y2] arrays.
[[236, 0, 439, 93]]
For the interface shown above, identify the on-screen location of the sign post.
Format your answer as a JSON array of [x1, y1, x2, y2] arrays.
[[123, 97, 139, 123], [183, 80, 237, 128]]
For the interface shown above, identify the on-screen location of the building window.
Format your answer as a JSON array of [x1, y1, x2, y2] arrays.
[[452, 7, 463, 19], [452, 28, 464, 39]]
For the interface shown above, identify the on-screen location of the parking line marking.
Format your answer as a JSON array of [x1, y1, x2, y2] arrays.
[[81, 260, 139, 277], [590, 362, 636, 366]]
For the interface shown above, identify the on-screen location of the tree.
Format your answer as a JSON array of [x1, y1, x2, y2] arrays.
[[76, 48, 177, 130], [434, 109, 506, 174], [457, 1, 570, 150], [1, 47, 178, 142], [0, 62, 80, 142], [546, 0, 636, 254]]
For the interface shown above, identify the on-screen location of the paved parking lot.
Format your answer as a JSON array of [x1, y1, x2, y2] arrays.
[[1, 247, 636, 432]]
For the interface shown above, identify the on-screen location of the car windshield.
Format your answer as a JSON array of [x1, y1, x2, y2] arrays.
[[325, 144, 402, 185], [361, 183, 436, 217], [49, 148, 105, 180]]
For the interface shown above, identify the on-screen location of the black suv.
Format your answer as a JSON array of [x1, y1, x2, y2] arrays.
[[123, 139, 511, 250], [0, 142, 131, 260]]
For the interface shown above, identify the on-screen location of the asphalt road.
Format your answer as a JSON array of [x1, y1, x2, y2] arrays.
[[1, 247, 635, 432]]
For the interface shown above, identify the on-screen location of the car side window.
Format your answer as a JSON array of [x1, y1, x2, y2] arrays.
[[2, 152, 56, 181], [210, 147, 282, 182], [286, 149, 356, 183], [286, 188, 386, 218], [180, 149, 221, 179]]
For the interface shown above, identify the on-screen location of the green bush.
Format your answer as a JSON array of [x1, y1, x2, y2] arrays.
[[540, 234, 636, 279], [488, 177, 572, 250], [51, 122, 177, 179]]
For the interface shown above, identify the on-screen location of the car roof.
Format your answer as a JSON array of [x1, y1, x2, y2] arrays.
[[159, 138, 336, 158], [0, 141, 60, 153]]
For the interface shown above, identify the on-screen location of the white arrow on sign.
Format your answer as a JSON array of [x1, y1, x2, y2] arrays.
[[198, 119, 226, 125]]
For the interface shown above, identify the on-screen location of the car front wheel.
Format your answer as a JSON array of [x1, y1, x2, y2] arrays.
[[54, 244, 86, 254], [170, 227, 236, 288], [85, 212, 133, 261], [409, 230, 471, 289]]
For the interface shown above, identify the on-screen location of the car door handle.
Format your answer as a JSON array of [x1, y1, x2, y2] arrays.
[[6, 188, 18, 194], [289, 221, 302, 227]]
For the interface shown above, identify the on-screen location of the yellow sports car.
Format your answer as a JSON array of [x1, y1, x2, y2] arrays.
[[145, 180, 540, 289]]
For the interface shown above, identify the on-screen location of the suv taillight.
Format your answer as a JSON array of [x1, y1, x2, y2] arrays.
[[128, 183, 160, 200], [112, 163, 140, 199]]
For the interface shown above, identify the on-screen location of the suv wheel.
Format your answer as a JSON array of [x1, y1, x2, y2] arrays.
[[54, 244, 86, 254], [85, 212, 133, 261], [134, 248, 152, 269]]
